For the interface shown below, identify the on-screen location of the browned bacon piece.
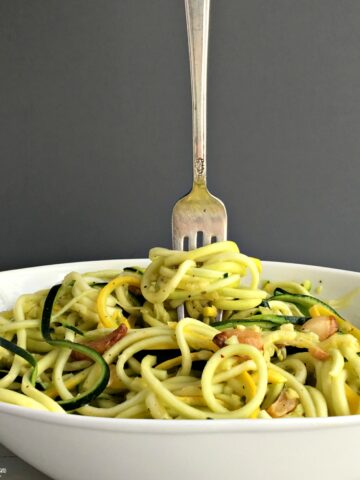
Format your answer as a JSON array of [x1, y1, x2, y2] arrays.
[[213, 329, 263, 350], [309, 347, 330, 361], [267, 389, 299, 418], [71, 324, 128, 361], [301, 315, 338, 341]]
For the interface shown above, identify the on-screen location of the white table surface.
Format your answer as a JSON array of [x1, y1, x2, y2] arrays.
[[0, 443, 51, 480]]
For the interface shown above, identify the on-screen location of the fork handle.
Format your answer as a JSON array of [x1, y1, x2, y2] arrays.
[[185, 0, 210, 186]]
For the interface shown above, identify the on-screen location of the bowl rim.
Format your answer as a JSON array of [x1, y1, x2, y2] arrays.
[[0, 257, 359, 277], [0, 258, 359, 432], [1, 400, 360, 433]]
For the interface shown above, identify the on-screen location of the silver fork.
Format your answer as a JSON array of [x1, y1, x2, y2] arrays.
[[172, 0, 227, 318]]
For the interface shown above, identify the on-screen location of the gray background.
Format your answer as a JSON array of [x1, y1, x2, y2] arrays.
[[1, 0, 360, 272], [1, 1, 360, 478]]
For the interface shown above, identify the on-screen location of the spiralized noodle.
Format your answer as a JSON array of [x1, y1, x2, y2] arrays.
[[0, 240, 360, 419]]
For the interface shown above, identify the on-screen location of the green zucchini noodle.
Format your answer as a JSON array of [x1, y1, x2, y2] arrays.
[[1, 240, 360, 419]]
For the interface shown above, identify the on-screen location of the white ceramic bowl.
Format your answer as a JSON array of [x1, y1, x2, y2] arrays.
[[0, 259, 360, 480]]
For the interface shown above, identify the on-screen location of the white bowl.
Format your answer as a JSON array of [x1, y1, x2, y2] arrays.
[[0, 259, 360, 480]]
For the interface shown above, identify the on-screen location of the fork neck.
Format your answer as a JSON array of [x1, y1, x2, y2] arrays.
[[185, 0, 210, 187]]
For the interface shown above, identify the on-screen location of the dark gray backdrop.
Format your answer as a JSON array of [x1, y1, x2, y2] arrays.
[[1, 0, 360, 271]]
